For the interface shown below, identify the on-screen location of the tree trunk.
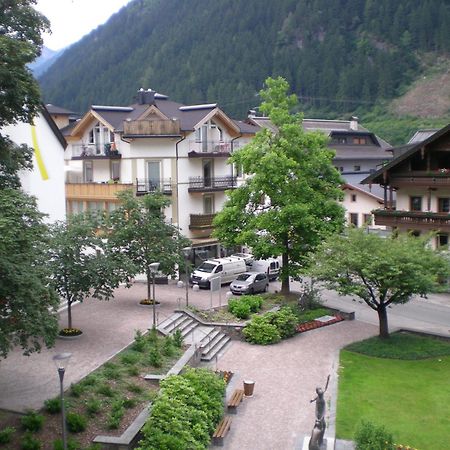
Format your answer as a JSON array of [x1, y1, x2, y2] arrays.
[[377, 304, 389, 338], [67, 300, 72, 329], [146, 267, 152, 301], [281, 235, 290, 294]]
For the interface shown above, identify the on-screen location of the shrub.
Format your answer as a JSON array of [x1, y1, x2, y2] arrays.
[[354, 421, 395, 450], [96, 383, 116, 398], [80, 374, 99, 387], [53, 438, 80, 450], [85, 398, 101, 416], [241, 295, 263, 312], [120, 351, 142, 365], [172, 329, 183, 348], [146, 328, 158, 345], [107, 400, 125, 429], [132, 329, 146, 352], [228, 299, 251, 319], [162, 336, 175, 357], [44, 397, 61, 414], [21, 433, 41, 450], [139, 368, 226, 449], [127, 365, 140, 376], [148, 346, 162, 368], [269, 307, 297, 339], [66, 412, 87, 433], [21, 411, 44, 432], [0, 426, 15, 444], [127, 383, 144, 394], [103, 365, 122, 380], [122, 396, 138, 409], [69, 383, 84, 398], [243, 315, 281, 344]]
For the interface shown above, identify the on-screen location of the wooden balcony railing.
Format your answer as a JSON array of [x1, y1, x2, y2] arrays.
[[188, 176, 237, 192], [136, 178, 172, 195], [374, 209, 450, 229], [72, 144, 121, 159], [123, 119, 180, 137], [66, 183, 132, 200], [189, 213, 217, 229], [188, 140, 242, 157]]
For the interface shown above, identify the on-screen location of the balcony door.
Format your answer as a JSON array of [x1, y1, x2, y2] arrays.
[[202, 159, 213, 188], [203, 194, 214, 214], [147, 161, 161, 190]]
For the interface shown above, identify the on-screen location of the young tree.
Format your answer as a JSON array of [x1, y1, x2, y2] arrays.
[[308, 228, 449, 338], [107, 190, 190, 305], [48, 213, 131, 333], [213, 77, 344, 293], [0, 189, 60, 358]]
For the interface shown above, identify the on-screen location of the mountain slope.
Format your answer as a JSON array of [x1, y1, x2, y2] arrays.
[[29, 46, 64, 77], [39, 0, 450, 119]]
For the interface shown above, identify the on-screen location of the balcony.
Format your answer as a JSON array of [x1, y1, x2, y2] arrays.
[[72, 144, 121, 160], [374, 209, 450, 230], [136, 178, 172, 196], [189, 213, 217, 229], [123, 119, 181, 137], [66, 182, 132, 200], [188, 141, 241, 157], [188, 176, 237, 192], [389, 171, 450, 188]]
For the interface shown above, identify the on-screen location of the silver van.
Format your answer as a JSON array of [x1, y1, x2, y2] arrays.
[[249, 257, 281, 281], [190, 257, 247, 288]]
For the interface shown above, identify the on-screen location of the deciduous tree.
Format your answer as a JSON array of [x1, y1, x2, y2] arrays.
[[213, 77, 344, 293], [308, 228, 449, 338]]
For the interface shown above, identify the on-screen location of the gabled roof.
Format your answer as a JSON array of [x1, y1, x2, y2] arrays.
[[342, 183, 384, 203], [408, 129, 439, 144], [40, 104, 67, 149], [45, 104, 76, 116], [361, 123, 450, 185]]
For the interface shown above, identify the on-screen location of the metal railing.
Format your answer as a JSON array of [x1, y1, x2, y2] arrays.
[[188, 176, 237, 191], [136, 178, 172, 195], [188, 140, 242, 154], [189, 213, 216, 229], [72, 144, 121, 158]]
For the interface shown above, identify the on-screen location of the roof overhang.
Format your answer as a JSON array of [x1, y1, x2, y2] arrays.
[[70, 110, 115, 138]]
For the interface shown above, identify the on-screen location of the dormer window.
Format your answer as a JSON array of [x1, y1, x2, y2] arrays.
[[353, 137, 367, 145]]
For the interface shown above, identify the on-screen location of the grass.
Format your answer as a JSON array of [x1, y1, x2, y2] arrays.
[[345, 331, 450, 360], [337, 333, 450, 449]]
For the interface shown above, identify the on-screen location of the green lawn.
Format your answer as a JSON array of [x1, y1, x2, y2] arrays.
[[336, 346, 450, 449]]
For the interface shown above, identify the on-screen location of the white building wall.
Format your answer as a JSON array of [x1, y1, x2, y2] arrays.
[[342, 188, 384, 229], [3, 113, 66, 222], [396, 188, 450, 212]]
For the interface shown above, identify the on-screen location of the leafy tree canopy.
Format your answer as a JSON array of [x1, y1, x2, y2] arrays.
[[213, 77, 345, 293], [0, 188, 59, 358], [107, 190, 190, 301], [308, 228, 449, 338]]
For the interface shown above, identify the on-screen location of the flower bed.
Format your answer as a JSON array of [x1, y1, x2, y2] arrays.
[[296, 314, 344, 333], [58, 327, 83, 337], [139, 299, 160, 305]]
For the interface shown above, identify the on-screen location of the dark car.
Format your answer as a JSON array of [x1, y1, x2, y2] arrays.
[[230, 272, 269, 295]]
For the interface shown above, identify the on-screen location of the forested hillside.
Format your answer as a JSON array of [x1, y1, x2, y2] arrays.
[[39, 0, 450, 142]]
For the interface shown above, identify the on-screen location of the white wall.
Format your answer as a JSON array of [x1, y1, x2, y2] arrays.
[[342, 188, 384, 229], [3, 113, 66, 222], [396, 188, 450, 212]]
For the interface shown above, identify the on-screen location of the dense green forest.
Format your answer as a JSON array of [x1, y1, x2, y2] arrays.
[[39, 0, 450, 143]]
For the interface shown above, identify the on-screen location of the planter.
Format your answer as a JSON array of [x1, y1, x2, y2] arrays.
[[58, 328, 83, 339], [139, 299, 161, 306], [243, 379, 255, 397]]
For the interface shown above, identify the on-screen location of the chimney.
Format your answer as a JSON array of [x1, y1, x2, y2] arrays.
[[247, 109, 257, 119], [350, 116, 359, 131], [137, 88, 155, 105]]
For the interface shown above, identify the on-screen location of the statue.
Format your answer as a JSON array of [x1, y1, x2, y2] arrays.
[[309, 374, 330, 448]]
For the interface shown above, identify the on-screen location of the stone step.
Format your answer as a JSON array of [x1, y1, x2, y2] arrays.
[[157, 312, 184, 334], [158, 313, 193, 335], [201, 333, 231, 362], [179, 320, 199, 339], [198, 328, 221, 348]]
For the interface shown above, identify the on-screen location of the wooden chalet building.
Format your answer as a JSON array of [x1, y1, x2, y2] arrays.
[[362, 124, 450, 248]]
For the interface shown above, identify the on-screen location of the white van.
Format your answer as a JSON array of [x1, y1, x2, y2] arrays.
[[190, 257, 247, 288], [249, 257, 281, 281]]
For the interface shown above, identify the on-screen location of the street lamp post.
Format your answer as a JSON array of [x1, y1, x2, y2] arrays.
[[53, 353, 72, 450], [149, 262, 160, 329], [182, 247, 191, 307]]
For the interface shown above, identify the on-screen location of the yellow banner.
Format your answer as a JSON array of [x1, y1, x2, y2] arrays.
[[31, 124, 49, 180]]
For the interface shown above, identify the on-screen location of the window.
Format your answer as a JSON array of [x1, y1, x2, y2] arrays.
[[88, 201, 104, 213], [215, 264, 223, 273], [438, 198, 450, 213], [437, 234, 449, 248], [70, 201, 84, 214], [147, 161, 161, 189], [353, 165, 361, 171], [202, 159, 213, 187], [235, 163, 243, 178], [110, 160, 120, 181], [88, 129, 95, 144], [203, 194, 214, 214], [349, 213, 358, 227], [353, 137, 367, 145], [410, 196, 422, 211], [107, 202, 117, 213], [363, 214, 373, 225], [351, 194, 357, 202], [339, 167, 344, 173], [83, 161, 93, 182]]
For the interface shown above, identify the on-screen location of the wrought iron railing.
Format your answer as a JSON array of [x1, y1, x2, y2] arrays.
[[72, 144, 121, 158], [136, 178, 172, 195], [188, 176, 237, 191], [188, 140, 242, 154]]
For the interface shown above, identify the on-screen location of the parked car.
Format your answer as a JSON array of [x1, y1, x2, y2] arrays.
[[249, 257, 281, 281], [190, 257, 247, 289], [230, 252, 254, 267], [230, 272, 269, 295]]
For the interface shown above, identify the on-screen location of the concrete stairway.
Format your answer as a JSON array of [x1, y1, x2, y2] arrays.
[[157, 312, 231, 362]]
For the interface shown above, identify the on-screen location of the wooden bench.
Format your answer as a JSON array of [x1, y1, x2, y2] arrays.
[[227, 388, 244, 414], [212, 416, 232, 446]]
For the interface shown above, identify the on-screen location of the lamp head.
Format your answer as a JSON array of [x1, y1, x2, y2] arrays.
[[149, 262, 160, 273], [53, 352, 72, 371]]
